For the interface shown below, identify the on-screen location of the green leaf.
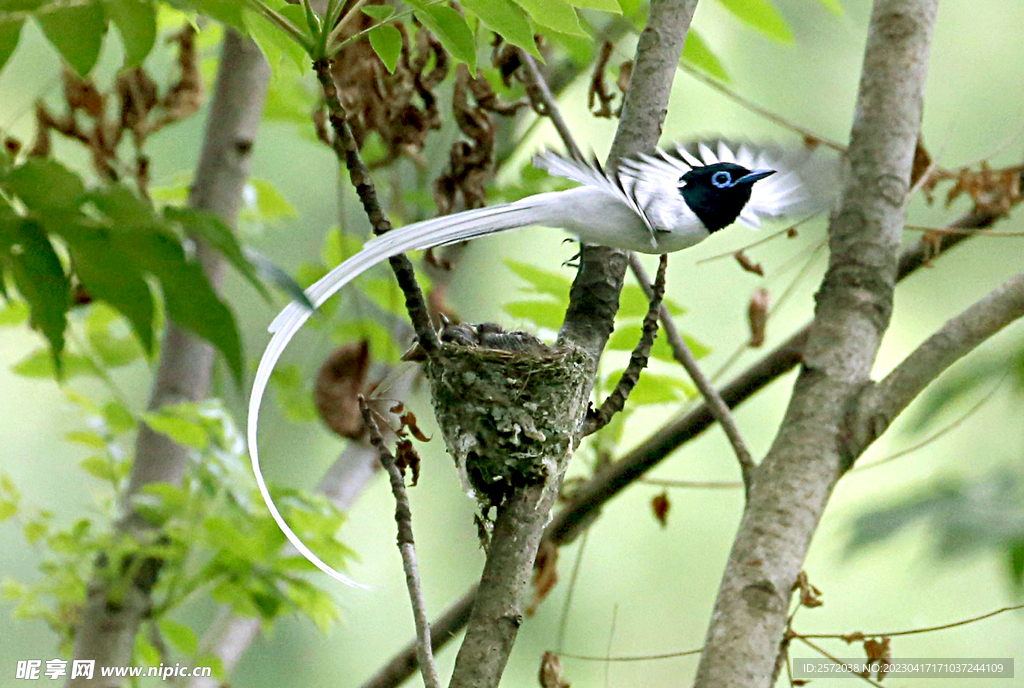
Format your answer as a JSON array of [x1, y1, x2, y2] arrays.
[[681, 29, 728, 81], [245, 7, 307, 79], [817, 0, 842, 15], [102, 400, 136, 433], [715, 0, 793, 44], [166, 206, 271, 303], [413, 5, 477, 71], [361, 5, 393, 20], [159, 619, 198, 655], [605, 323, 710, 363], [195, 654, 225, 680], [604, 369, 694, 405], [248, 179, 297, 222], [0, 19, 23, 74], [566, 0, 621, 11], [6, 157, 85, 211], [67, 228, 156, 354], [135, 632, 161, 667], [142, 411, 208, 450], [80, 455, 118, 481], [121, 228, 243, 382], [505, 259, 573, 297], [368, 24, 402, 73], [503, 299, 564, 331], [0, 300, 28, 326], [514, 0, 587, 36], [244, 248, 314, 310], [35, 0, 107, 75], [460, 0, 540, 58], [102, 0, 157, 67], [66, 430, 108, 449], [11, 349, 96, 378], [2, 220, 70, 369], [165, 0, 245, 30], [319, 226, 363, 268], [617, 283, 685, 318], [0, 500, 16, 523]]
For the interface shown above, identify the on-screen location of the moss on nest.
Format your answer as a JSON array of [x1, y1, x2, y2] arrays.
[[425, 341, 592, 508]]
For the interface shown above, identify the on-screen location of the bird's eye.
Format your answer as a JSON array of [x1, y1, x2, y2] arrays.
[[711, 171, 732, 188]]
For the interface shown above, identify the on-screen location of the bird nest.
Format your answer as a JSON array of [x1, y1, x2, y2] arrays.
[[425, 335, 591, 508]]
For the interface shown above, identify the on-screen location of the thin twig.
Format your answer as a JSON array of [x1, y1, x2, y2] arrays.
[[641, 477, 744, 490], [604, 604, 619, 688], [629, 253, 756, 493], [359, 398, 441, 688], [325, 0, 368, 50], [312, 58, 439, 352], [905, 224, 1024, 236], [795, 637, 886, 688], [852, 369, 1008, 472], [583, 254, 668, 436], [555, 530, 589, 654], [557, 646, 703, 662], [680, 64, 846, 153], [798, 603, 1024, 641], [519, 50, 584, 160]]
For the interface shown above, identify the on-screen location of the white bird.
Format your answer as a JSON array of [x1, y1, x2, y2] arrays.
[[248, 139, 833, 587]]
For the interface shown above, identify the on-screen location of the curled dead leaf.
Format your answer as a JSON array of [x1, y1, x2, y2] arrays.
[[526, 540, 559, 617], [539, 651, 570, 688], [748, 288, 771, 347], [394, 438, 421, 486], [315, 340, 373, 439], [651, 490, 670, 528], [588, 41, 617, 119], [734, 250, 765, 276], [792, 570, 823, 608]]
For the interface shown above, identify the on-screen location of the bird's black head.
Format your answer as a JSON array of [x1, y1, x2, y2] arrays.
[[678, 162, 775, 233]]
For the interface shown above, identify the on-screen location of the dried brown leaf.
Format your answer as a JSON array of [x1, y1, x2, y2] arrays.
[[315, 340, 373, 439], [862, 637, 892, 681], [734, 249, 765, 276], [793, 570, 823, 608], [526, 540, 559, 616], [651, 490, 670, 528], [748, 288, 770, 347], [394, 438, 421, 486], [399, 410, 431, 442], [539, 651, 570, 688], [588, 41, 616, 119]]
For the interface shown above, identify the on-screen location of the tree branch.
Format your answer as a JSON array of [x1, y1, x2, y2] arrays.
[[68, 33, 270, 688], [361, 399, 441, 688], [627, 253, 756, 493], [693, 1, 940, 685], [312, 58, 439, 353], [583, 254, 668, 435], [853, 269, 1024, 454]]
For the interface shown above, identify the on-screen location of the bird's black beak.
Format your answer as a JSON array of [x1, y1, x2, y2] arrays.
[[737, 169, 775, 184]]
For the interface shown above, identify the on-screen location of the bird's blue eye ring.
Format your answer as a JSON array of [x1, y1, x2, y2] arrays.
[[711, 171, 732, 188]]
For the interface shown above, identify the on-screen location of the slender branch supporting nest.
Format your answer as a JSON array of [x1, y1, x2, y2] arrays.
[[360, 398, 441, 688], [312, 58, 439, 353]]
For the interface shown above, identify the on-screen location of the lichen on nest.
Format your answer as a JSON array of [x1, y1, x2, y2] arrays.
[[424, 333, 591, 509]]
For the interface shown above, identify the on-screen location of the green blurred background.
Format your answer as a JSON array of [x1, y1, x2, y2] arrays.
[[2, 0, 1023, 686]]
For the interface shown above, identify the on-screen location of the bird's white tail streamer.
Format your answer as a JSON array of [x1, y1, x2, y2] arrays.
[[248, 194, 562, 586]]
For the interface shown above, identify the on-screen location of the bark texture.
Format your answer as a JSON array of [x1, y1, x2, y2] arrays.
[[693, 1, 940, 686], [68, 33, 270, 688]]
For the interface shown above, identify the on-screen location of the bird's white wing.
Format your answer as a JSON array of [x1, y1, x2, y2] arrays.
[[532, 150, 658, 242], [620, 140, 837, 228]]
